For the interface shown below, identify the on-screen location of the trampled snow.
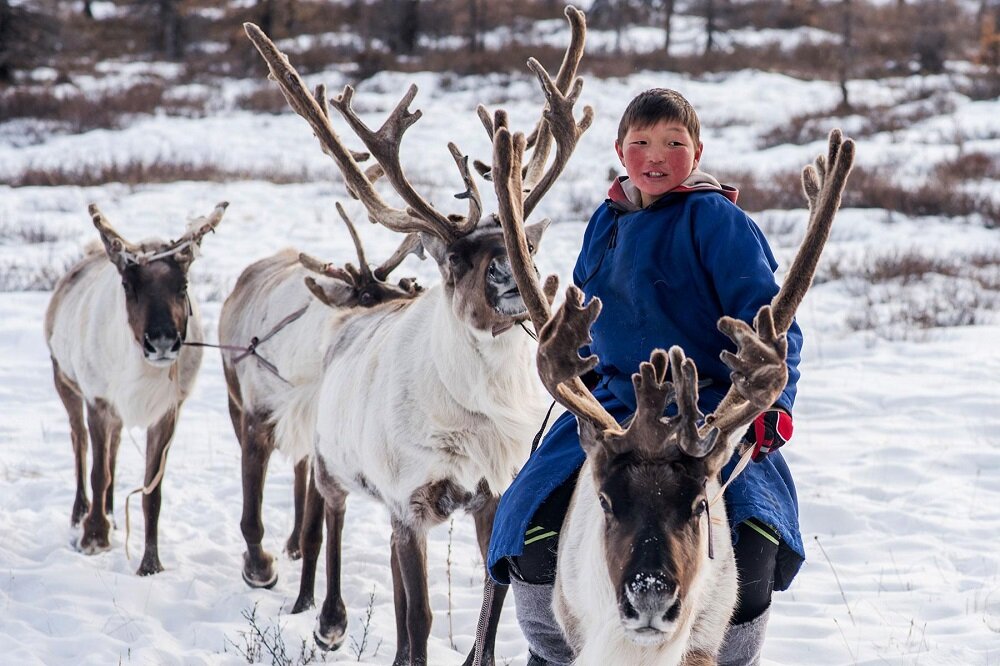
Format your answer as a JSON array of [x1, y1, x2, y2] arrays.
[[1, 54, 999, 665]]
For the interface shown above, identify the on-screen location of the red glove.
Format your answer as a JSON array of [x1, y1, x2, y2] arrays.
[[743, 410, 793, 462]]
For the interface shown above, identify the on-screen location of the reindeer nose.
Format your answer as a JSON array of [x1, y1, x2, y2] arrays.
[[623, 573, 679, 621], [143, 331, 181, 358]]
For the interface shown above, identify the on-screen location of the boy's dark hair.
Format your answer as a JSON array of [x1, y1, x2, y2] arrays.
[[617, 88, 701, 146]]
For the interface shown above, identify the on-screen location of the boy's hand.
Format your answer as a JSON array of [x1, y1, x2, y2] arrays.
[[742, 409, 793, 462]]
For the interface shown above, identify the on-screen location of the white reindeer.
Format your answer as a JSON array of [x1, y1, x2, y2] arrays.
[[244, 7, 590, 664], [45, 202, 227, 575], [493, 127, 854, 665], [219, 202, 423, 601]]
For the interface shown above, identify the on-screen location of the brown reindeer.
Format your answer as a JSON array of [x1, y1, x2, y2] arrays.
[[243, 7, 590, 665], [45, 202, 227, 575], [492, 126, 854, 664]]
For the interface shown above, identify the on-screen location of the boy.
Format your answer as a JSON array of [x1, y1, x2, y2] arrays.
[[487, 88, 803, 665]]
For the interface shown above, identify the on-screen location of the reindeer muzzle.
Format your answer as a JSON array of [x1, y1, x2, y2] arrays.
[[620, 573, 682, 645], [143, 332, 182, 365]]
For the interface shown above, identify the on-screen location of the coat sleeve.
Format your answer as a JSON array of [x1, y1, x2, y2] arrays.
[[692, 197, 803, 413]]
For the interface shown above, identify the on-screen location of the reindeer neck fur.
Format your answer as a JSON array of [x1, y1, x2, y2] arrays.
[[314, 282, 546, 510], [427, 286, 544, 427], [555, 459, 737, 666], [47, 255, 200, 429]]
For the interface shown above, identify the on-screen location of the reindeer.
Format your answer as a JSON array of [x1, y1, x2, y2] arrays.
[[244, 6, 591, 664], [492, 126, 854, 665], [45, 202, 227, 576], [219, 202, 424, 596]]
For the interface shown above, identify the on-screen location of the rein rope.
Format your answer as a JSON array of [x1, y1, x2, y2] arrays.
[[122, 303, 309, 559], [183, 304, 310, 385], [701, 442, 755, 560]]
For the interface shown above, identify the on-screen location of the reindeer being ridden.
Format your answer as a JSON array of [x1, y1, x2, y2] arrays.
[[488, 91, 854, 664]]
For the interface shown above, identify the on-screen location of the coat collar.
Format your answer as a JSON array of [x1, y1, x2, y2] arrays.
[[607, 170, 739, 212]]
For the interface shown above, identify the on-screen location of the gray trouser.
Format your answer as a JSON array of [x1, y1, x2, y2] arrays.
[[718, 607, 770, 666], [511, 577, 770, 666], [510, 577, 575, 666]]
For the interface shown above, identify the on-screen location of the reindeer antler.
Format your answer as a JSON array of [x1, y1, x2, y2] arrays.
[[700, 130, 855, 448], [493, 117, 620, 435], [89, 202, 228, 267], [299, 201, 424, 294], [477, 6, 593, 218], [244, 22, 481, 245]]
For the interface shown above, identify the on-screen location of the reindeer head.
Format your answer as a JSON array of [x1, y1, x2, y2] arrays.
[[494, 124, 854, 644], [298, 202, 427, 310], [244, 5, 590, 337], [91, 202, 227, 367]]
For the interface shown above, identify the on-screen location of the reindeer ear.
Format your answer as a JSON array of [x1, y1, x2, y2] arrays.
[[89, 208, 136, 273], [98, 234, 135, 272], [576, 417, 603, 457], [524, 218, 551, 255], [172, 244, 198, 271], [419, 232, 448, 265], [304, 276, 357, 308], [700, 429, 740, 478]]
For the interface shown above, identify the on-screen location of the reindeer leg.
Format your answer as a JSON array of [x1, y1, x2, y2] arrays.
[[391, 519, 431, 666], [105, 424, 122, 528], [390, 528, 411, 665], [293, 469, 323, 614], [239, 409, 278, 588], [463, 490, 506, 666], [285, 458, 309, 559], [51, 363, 89, 527], [312, 472, 348, 650], [79, 398, 118, 554], [136, 407, 177, 576]]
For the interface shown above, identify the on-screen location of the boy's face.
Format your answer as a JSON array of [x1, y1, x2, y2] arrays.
[[615, 120, 703, 208]]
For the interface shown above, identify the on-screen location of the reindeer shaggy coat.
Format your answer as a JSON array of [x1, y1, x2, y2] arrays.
[[46, 240, 204, 575]]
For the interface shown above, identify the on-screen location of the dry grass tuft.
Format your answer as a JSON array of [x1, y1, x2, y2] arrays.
[[822, 248, 1000, 339], [7, 158, 321, 188]]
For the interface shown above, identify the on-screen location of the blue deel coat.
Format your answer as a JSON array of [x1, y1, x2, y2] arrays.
[[488, 185, 805, 590]]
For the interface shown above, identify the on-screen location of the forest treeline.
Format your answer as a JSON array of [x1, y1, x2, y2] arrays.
[[2, 0, 999, 96]]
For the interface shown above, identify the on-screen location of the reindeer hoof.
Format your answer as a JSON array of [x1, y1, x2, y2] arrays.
[[242, 552, 278, 589], [284, 537, 302, 561], [291, 594, 314, 614], [77, 518, 111, 554], [76, 533, 111, 555], [71, 499, 90, 527], [137, 557, 164, 576], [313, 616, 347, 652]]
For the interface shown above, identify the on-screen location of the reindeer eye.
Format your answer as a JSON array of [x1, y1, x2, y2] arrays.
[[692, 499, 707, 520], [359, 291, 375, 307], [598, 493, 613, 515]]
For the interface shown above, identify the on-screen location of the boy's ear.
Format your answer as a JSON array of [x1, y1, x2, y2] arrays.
[[614, 140, 625, 165], [693, 142, 704, 168]]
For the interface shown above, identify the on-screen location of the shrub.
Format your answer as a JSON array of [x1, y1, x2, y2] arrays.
[[7, 157, 318, 188], [828, 248, 1000, 339], [0, 81, 206, 134]]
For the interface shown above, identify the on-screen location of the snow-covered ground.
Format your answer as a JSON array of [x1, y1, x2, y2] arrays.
[[1, 44, 999, 666]]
